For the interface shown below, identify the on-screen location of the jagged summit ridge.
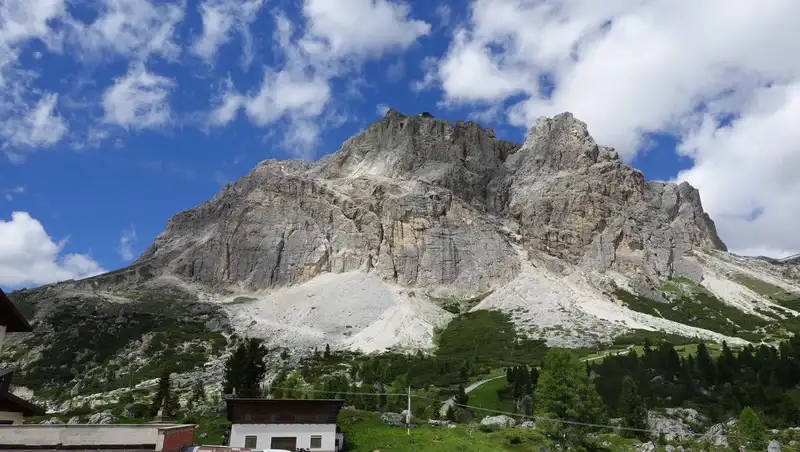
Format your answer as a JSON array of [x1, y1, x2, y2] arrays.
[[138, 109, 726, 294]]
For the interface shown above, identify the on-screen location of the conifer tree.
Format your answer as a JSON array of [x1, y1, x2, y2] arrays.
[[187, 379, 205, 410], [618, 376, 647, 438], [535, 349, 606, 426], [223, 338, 268, 397], [455, 385, 469, 406], [696, 343, 715, 385], [738, 406, 765, 449], [324, 343, 331, 359], [150, 370, 177, 418], [530, 366, 540, 389]]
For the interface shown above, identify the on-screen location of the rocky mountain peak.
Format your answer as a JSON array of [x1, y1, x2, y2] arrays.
[[133, 109, 730, 295], [312, 109, 519, 204], [523, 112, 614, 172]]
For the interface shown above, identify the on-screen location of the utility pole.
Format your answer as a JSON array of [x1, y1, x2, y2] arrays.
[[407, 386, 412, 451], [407, 386, 411, 436]]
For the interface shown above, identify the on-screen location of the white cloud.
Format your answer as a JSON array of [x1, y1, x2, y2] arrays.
[[376, 103, 390, 116], [0, 0, 69, 160], [302, 0, 430, 57], [103, 64, 174, 129], [245, 69, 331, 126], [212, 1, 430, 153], [70, 0, 185, 62], [192, 0, 264, 66], [0, 212, 104, 287], [435, 5, 452, 29], [3, 94, 67, 149], [424, 0, 800, 256], [676, 83, 800, 255], [118, 226, 137, 261], [3, 186, 24, 201]]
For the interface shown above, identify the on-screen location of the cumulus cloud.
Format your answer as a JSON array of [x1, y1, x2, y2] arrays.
[[0, 0, 69, 160], [0, 212, 104, 287], [192, 0, 264, 66], [118, 226, 137, 261], [70, 0, 185, 62], [103, 64, 174, 129], [302, 0, 430, 57], [211, 0, 430, 153], [423, 0, 800, 256]]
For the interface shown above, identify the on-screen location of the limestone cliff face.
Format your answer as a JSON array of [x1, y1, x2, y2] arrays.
[[500, 113, 726, 282], [139, 110, 726, 293]]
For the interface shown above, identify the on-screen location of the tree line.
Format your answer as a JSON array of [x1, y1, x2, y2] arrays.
[[590, 335, 800, 427]]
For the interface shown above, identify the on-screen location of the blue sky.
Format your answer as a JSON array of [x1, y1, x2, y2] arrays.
[[2, 0, 799, 288]]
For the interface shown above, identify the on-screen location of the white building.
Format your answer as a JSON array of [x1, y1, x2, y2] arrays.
[[225, 398, 345, 451], [0, 289, 45, 424]]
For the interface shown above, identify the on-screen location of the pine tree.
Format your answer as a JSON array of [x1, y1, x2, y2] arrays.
[[696, 343, 715, 385], [534, 349, 606, 425], [618, 376, 648, 438], [187, 379, 206, 410], [150, 370, 175, 418], [530, 367, 540, 389], [459, 361, 469, 383], [738, 406, 765, 448], [324, 343, 331, 359], [163, 383, 179, 419], [223, 338, 268, 397], [445, 405, 456, 422], [455, 385, 469, 406]]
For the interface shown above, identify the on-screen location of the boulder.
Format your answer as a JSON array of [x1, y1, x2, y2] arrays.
[[768, 440, 781, 452], [67, 416, 81, 424], [648, 410, 694, 441], [381, 412, 404, 427], [480, 415, 516, 427], [635, 442, 657, 452], [39, 417, 64, 425], [700, 423, 728, 448], [87, 411, 118, 425]]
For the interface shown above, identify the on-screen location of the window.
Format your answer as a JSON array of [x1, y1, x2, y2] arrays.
[[244, 436, 258, 448], [310, 435, 322, 449]]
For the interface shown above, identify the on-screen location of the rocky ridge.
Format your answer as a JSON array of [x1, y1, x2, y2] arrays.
[[3, 109, 800, 408], [140, 110, 726, 294]]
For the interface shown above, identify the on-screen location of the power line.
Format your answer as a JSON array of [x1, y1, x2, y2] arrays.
[[266, 385, 407, 397], [264, 386, 795, 449]]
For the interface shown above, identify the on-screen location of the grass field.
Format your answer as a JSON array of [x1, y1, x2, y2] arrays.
[[466, 376, 516, 413], [339, 409, 545, 451]]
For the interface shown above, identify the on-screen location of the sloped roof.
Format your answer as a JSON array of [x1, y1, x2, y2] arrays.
[[0, 289, 32, 333], [225, 398, 345, 423], [0, 389, 46, 417]]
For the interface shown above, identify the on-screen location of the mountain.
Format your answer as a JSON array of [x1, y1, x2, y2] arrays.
[[3, 109, 799, 409]]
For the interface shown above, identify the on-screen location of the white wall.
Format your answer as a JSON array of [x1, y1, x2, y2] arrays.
[[0, 424, 181, 446], [0, 410, 24, 425], [230, 423, 337, 451], [0, 324, 7, 354]]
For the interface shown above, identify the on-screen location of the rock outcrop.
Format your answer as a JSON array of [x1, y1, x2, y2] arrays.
[[139, 110, 726, 294]]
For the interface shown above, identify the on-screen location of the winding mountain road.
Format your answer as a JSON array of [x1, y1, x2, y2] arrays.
[[438, 346, 633, 416]]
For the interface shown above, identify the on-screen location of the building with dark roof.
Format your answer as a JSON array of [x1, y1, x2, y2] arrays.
[[0, 289, 45, 424], [226, 398, 345, 451]]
